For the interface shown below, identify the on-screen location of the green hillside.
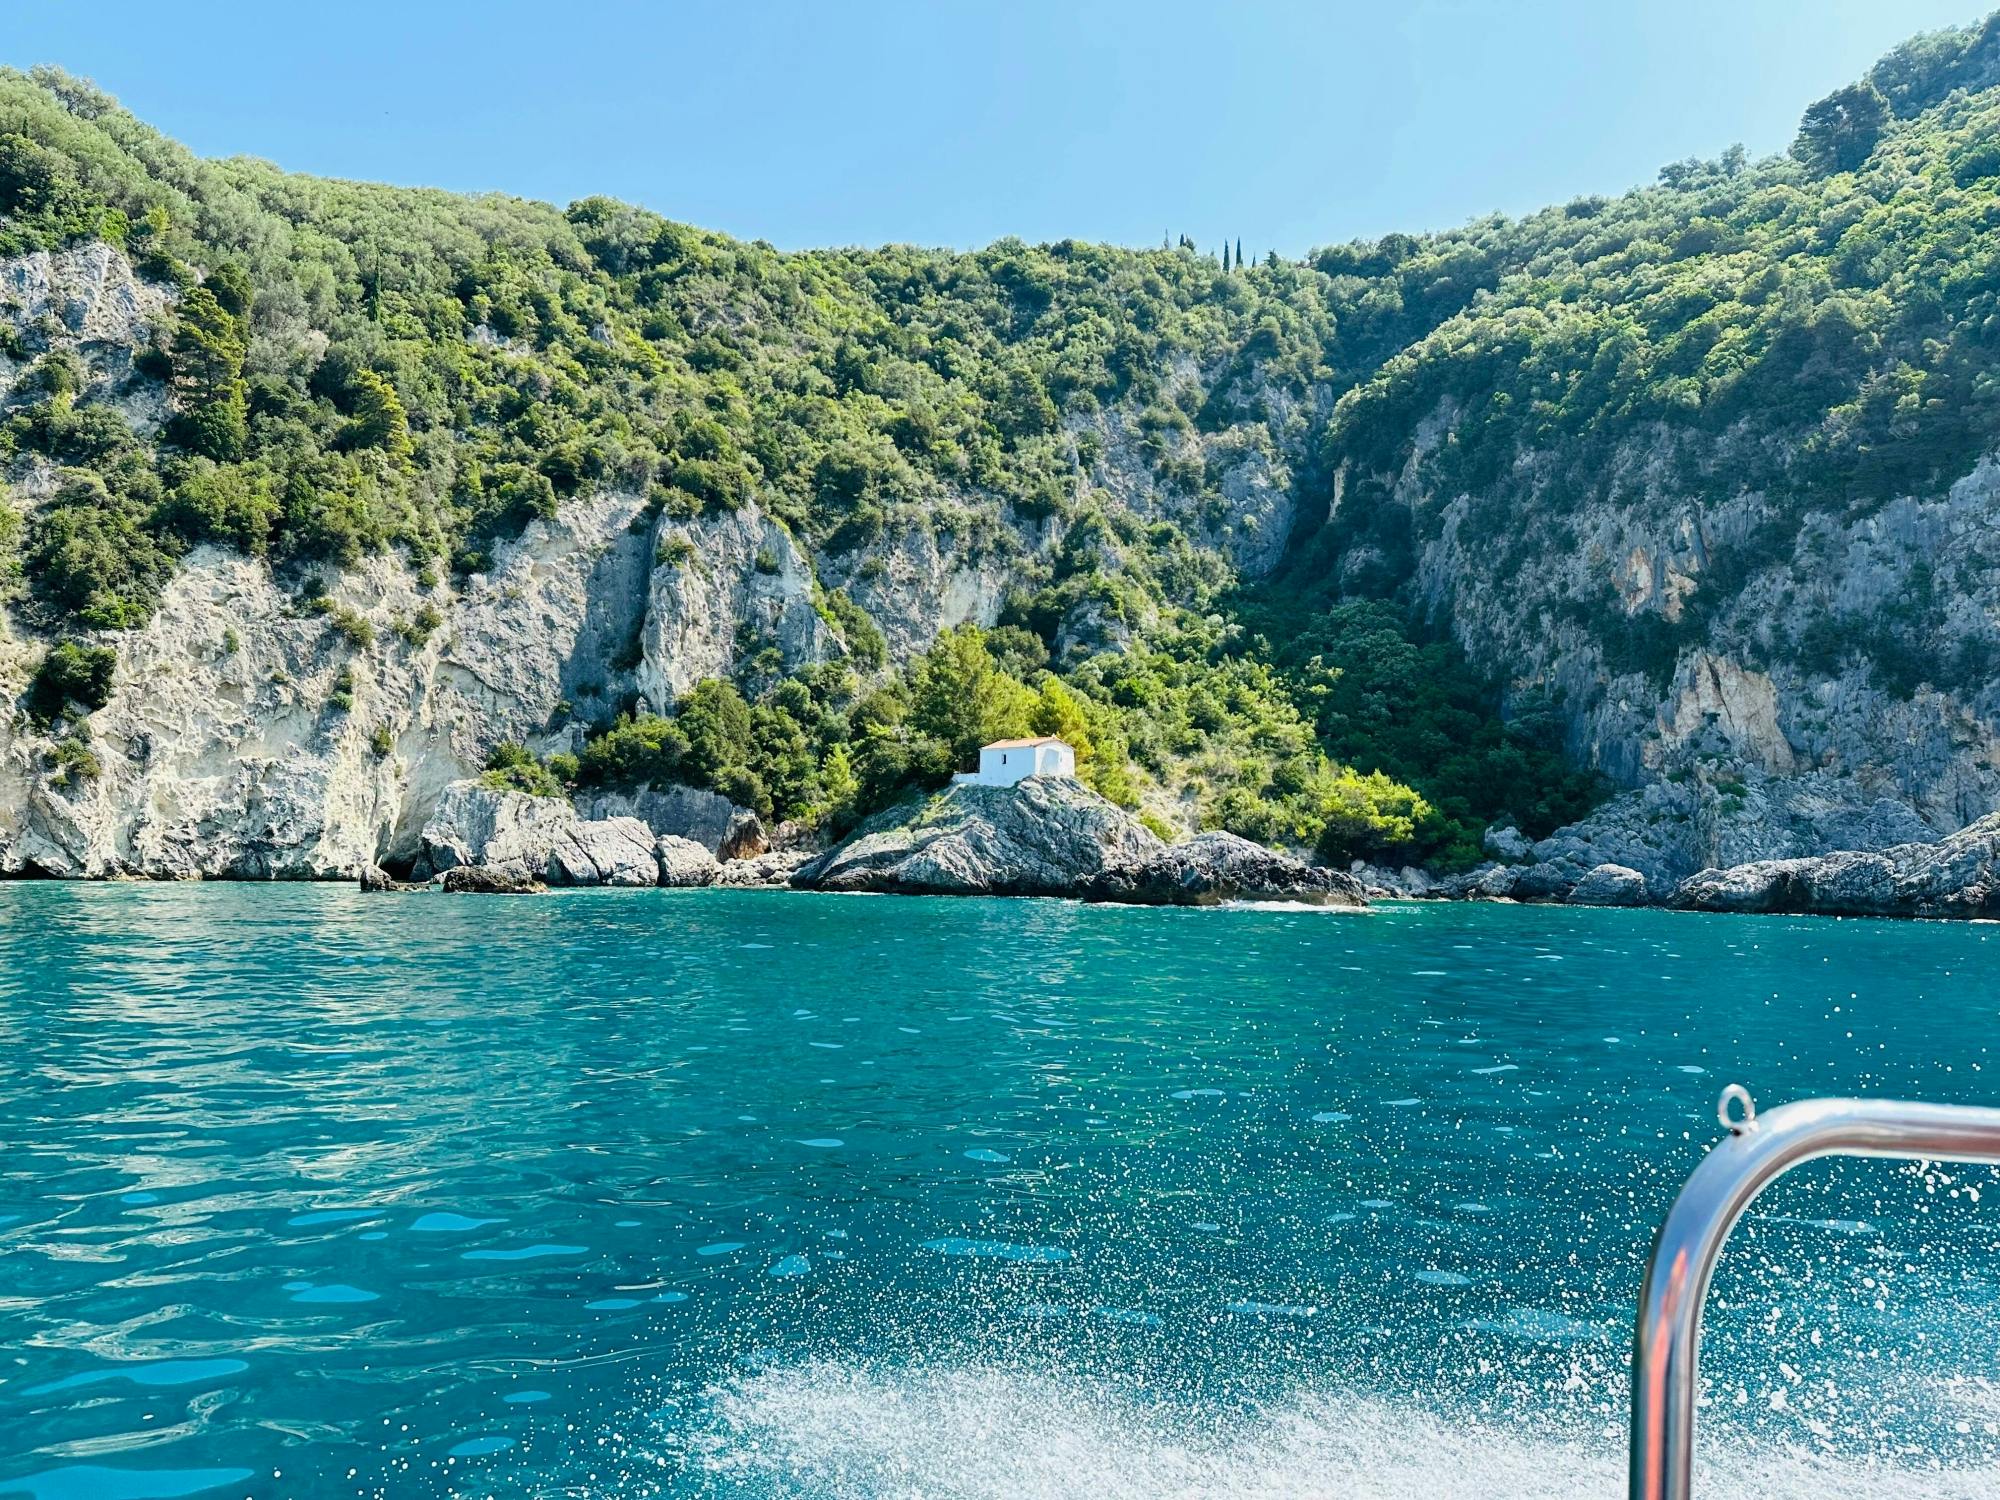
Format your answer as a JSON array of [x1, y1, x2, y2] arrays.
[[7, 11, 2000, 866]]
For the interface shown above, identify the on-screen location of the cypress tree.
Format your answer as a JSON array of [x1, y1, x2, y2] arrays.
[[1221, 242, 1230, 273]]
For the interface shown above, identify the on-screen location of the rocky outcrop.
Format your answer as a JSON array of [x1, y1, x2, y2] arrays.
[[547, 816, 658, 888], [0, 241, 174, 434], [1088, 830, 1364, 907], [814, 517, 1011, 664], [1568, 864, 1649, 907], [1669, 814, 2000, 918], [1325, 409, 2000, 880], [573, 783, 746, 855], [793, 780, 1361, 907], [792, 778, 1165, 897], [417, 781, 657, 887], [442, 864, 542, 895], [1523, 768, 1943, 896], [358, 863, 424, 893], [657, 835, 719, 888], [633, 503, 838, 713], [416, 781, 578, 881]]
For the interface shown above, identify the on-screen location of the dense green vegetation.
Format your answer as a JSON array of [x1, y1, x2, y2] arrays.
[[1287, 13, 2000, 700], [8, 13, 1999, 865]]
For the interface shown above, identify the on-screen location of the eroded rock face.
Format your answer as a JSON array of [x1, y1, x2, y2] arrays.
[[1345, 413, 2000, 877], [574, 784, 744, 855], [1669, 815, 2000, 918], [0, 487, 658, 880], [0, 242, 174, 434], [549, 817, 658, 888], [1524, 770, 1943, 896], [416, 781, 579, 881], [634, 503, 838, 712], [717, 849, 812, 888], [418, 781, 662, 887], [657, 835, 719, 888], [1088, 830, 1365, 907], [792, 778, 1164, 897]]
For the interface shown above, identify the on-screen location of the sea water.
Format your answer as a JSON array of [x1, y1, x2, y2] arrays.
[[1, 885, 1997, 1498]]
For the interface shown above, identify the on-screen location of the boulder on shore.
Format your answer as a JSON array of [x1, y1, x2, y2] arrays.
[[1087, 830, 1364, 907], [358, 863, 424, 893], [1670, 813, 2000, 918], [657, 835, 720, 888], [571, 782, 745, 855], [417, 781, 575, 882], [547, 816, 658, 887], [1568, 863, 1649, 907], [1505, 863, 1575, 902], [1439, 863, 1517, 900], [442, 864, 543, 895]]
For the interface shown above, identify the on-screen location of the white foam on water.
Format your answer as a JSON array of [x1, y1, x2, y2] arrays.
[[649, 1360, 2000, 1500]]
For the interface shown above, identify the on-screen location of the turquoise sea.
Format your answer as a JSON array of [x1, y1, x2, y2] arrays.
[[2, 886, 1998, 1498]]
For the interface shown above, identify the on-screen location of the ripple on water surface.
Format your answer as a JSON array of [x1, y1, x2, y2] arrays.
[[3, 885, 1999, 1496]]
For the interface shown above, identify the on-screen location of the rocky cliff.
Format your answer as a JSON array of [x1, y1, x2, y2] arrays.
[[0, 237, 1311, 878], [5, 234, 1996, 888], [1337, 430, 2000, 889]]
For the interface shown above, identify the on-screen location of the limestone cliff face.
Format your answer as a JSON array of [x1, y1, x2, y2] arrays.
[[0, 241, 173, 433], [0, 244, 1306, 879], [1327, 408, 2000, 883], [9, 238, 1998, 886], [633, 501, 836, 711], [0, 486, 657, 878]]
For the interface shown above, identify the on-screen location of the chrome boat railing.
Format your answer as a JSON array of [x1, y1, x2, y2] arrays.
[[1629, 1086, 2000, 1500]]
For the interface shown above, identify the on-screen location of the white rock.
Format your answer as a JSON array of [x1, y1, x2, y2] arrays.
[[657, 834, 719, 888], [551, 816, 659, 887], [419, 781, 577, 881]]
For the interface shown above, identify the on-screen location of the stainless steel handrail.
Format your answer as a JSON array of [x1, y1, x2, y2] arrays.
[[1630, 1087, 2000, 1500]]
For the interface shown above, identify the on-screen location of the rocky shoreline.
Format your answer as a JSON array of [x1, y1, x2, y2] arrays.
[[10, 767, 2000, 922], [342, 774, 1367, 908], [1349, 811, 2000, 920]]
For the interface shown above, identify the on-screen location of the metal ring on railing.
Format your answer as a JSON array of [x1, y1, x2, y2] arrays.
[[1716, 1084, 1755, 1135]]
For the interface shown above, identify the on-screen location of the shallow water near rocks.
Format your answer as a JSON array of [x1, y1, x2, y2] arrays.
[[2, 885, 1998, 1498]]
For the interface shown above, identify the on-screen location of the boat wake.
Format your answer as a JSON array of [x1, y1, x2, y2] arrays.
[[633, 1359, 2000, 1499]]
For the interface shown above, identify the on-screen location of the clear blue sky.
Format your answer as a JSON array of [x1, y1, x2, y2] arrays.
[[7, 1, 1993, 254]]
